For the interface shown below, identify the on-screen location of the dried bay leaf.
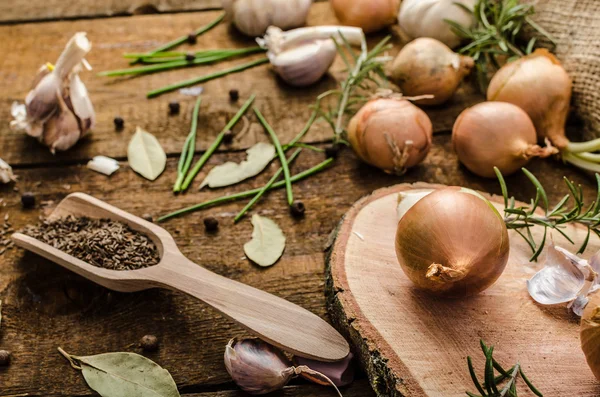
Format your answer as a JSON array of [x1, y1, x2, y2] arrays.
[[244, 214, 286, 267], [200, 142, 275, 189], [59, 349, 180, 397], [128, 127, 166, 181]]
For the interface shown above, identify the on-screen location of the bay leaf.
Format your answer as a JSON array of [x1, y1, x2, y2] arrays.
[[75, 351, 180, 397], [200, 142, 275, 189], [243, 214, 286, 267], [128, 127, 166, 181]]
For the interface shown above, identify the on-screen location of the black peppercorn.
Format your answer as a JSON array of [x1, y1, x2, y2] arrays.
[[142, 214, 153, 223], [113, 116, 124, 131], [203, 217, 219, 232], [290, 201, 306, 218], [168, 101, 180, 115], [223, 130, 234, 144], [187, 33, 197, 44], [185, 52, 195, 62], [21, 192, 35, 209], [229, 89, 239, 102], [0, 350, 11, 366], [325, 144, 341, 159], [140, 335, 159, 352]]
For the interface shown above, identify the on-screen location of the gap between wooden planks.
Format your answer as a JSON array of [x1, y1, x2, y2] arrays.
[[0, 2, 483, 167]]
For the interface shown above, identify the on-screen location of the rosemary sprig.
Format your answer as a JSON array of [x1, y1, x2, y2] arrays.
[[254, 108, 294, 205], [157, 157, 334, 222], [129, 12, 225, 65], [467, 340, 542, 397], [147, 57, 269, 98], [178, 95, 256, 192], [174, 96, 202, 192], [446, 0, 556, 92], [495, 167, 600, 261], [100, 47, 264, 77]]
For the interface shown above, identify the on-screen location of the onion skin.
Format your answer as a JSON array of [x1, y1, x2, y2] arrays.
[[395, 187, 510, 297], [348, 98, 433, 175], [391, 38, 474, 105], [330, 0, 400, 33], [487, 49, 572, 149], [581, 292, 600, 381], [452, 102, 557, 178]]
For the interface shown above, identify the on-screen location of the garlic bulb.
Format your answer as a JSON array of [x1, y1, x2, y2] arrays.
[[11, 33, 95, 153], [348, 97, 433, 174], [330, 0, 400, 33], [390, 38, 474, 105], [223, 0, 312, 37], [0, 158, 17, 184], [581, 292, 600, 380], [258, 25, 364, 87], [398, 0, 477, 49]]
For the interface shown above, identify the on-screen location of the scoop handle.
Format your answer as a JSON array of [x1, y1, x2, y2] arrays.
[[152, 255, 349, 362]]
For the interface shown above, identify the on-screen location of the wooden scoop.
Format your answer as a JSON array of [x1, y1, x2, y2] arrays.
[[11, 192, 349, 362]]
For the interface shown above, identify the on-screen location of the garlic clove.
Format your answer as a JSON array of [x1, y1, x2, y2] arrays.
[[258, 25, 364, 55], [25, 72, 61, 122], [43, 92, 82, 154], [294, 353, 355, 387], [0, 158, 17, 184], [69, 73, 95, 133], [87, 156, 120, 176], [527, 243, 586, 305], [53, 32, 91, 80], [224, 338, 293, 394], [269, 39, 337, 86]]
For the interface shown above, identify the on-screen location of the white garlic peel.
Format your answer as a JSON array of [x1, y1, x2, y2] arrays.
[[527, 243, 600, 315], [87, 156, 120, 176], [398, 0, 476, 49], [257, 25, 365, 87], [223, 0, 312, 37], [0, 158, 17, 184], [12, 32, 94, 153]]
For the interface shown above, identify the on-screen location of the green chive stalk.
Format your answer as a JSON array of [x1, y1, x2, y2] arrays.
[[147, 57, 269, 98], [234, 149, 303, 223], [178, 95, 256, 192], [253, 107, 294, 205], [129, 12, 225, 65], [174, 96, 203, 193], [158, 157, 334, 222]]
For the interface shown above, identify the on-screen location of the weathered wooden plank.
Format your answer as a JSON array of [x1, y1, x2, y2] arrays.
[[0, 135, 595, 396], [0, 3, 483, 166]]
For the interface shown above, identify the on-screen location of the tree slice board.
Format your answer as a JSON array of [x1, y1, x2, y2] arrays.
[[326, 183, 600, 397]]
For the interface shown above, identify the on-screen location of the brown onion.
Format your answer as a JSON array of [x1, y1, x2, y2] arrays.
[[348, 98, 433, 175], [395, 187, 510, 297], [452, 101, 557, 178], [581, 292, 600, 381], [330, 0, 400, 33], [487, 49, 572, 149], [390, 38, 474, 105]]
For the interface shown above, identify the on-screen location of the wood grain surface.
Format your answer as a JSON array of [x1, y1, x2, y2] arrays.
[[0, 3, 482, 166], [326, 183, 600, 397]]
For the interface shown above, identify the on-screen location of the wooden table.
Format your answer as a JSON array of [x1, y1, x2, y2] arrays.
[[0, 2, 596, 397]]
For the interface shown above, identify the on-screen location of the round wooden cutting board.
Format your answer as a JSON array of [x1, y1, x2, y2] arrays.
[[325, 183, 600, 397]]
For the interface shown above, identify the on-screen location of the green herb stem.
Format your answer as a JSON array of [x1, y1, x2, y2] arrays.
[[566, 137, 600, 154], [147, 57, 269, 98], [158, 158, 333, 222], [124, 48, 260, 59], [179, 95, 256, 192], [234, 149, 303, 223], [254, 107, 294, 205], [129, 12, 225, 65], [101, 47, 263, 77], [174, 96, 203, 192]]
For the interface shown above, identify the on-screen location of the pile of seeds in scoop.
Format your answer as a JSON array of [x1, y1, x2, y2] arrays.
[[22, 216, 160, 270]]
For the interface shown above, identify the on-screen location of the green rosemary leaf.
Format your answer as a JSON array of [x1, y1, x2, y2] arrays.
[[529, 227, 547, 262], [578, 227, 592, 254], [337, 31, 359, 62], [551, 225, 575, 245], [548, 194, 571, 217], [525, 37, 536, 54], [484, 346, 499, 395], [514, 228, 537, 253], [467, 356, 488, 396], [593, 174, 600, 214], [563, 177, 582, 207], [332, 38, 352, 70], [519, 368, 543, 396], [505, 208, 528, 216], [453, 1, 474, 14], [522, 168, 548, 211]]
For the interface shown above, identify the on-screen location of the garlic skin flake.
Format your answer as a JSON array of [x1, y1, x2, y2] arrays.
[[223, 0, 312, 37], [0, 158, 17, 184], [398, 0, 477, 49], [527, 243, 599, 315], [12, 33, 94, 153]]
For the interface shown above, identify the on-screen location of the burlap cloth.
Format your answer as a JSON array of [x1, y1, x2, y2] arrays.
[[526, 0, 600, 139]]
